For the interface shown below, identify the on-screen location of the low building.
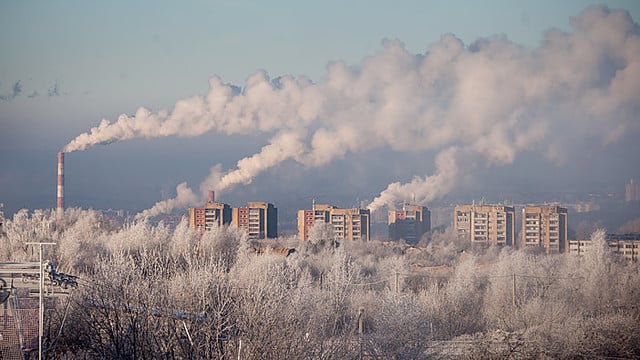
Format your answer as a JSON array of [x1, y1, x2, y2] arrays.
[[388, 205, 431, 244], [569, 233, 640, 262]]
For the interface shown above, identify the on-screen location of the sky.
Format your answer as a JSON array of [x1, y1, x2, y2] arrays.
[[1, 0, 640, 221]]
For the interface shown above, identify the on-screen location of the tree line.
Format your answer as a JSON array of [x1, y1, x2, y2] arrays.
[[1, 208, 639, 359]]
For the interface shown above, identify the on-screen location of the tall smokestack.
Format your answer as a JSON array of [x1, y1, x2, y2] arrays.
[[57, 152, 64, 219], [208, 190, 215, 203]]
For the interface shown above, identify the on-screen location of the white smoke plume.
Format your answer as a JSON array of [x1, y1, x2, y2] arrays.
[[65, 5, 640, 215], [135, 182, 199, 220], [367, 147, 460, 212]]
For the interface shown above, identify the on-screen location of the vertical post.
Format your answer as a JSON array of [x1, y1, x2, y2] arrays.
[[512, 273, 516, 308], [395, 272, 400, 294], [26, 242, 56, 360], [358, 308, 364, 360]]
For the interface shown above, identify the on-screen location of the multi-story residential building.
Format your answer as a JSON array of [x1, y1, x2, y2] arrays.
[[188, 192, 277, 239], [188, 191, 232, 230], [568, 239, 592, 256], [297, 203, 370, 241], [569, 233, 640, 262], [454, 204, 515, 247], [388, 204, 431, 244], [521, 205, 568, 254], [232, 201, 278, 239], [297, 203, 333, 241], [626, 179, 640, 202], [607, 234, 640, 262]]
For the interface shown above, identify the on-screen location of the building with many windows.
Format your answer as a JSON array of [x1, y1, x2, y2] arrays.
[[388, 205, 431, 244], [521, 205, 568, 254], [569, 233, 640, 262], [188, 193, 277, 239], [454, 204, 515, 247], [297, 203, 370, 241], [232, 202, 278, 239], [188, 191, 232, 231]]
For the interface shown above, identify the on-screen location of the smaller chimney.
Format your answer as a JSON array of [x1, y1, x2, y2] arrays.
[[57, 152, 64, 220], [208, 190, 215, 203]]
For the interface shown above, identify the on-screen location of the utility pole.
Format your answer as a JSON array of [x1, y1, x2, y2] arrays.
[[512, 273, 517, 308], [358, 308, 364, 360], [26, 242, 56, 360]]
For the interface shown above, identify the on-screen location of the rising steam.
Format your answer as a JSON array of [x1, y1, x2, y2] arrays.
[[65, 5, 640, 216]]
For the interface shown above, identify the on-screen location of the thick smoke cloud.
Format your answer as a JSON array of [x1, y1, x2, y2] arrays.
[[64, 5, 640, 216]]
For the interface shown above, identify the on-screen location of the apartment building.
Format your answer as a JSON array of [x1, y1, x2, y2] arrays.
[[297, 203, 370, 241], [454, 204, 515, 247], [188, 192, 277, 239], [188, 191, 232, 230], [388, 204, 431, 244], [521, 206, 568, 254], [232, 202, 278, 239], [626, 179, 640, 202], [569, 233, 640, 262]]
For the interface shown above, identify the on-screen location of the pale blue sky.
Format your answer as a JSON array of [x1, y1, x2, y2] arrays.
[[3, 1, 638, 105], [1, 1, 639, 220]]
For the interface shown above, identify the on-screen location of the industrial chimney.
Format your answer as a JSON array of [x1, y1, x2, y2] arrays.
[[208, 190, 215, 203], [57, 152, 64, 219]]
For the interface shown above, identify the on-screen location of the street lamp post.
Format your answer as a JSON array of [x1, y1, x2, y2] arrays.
[[26, 242, 56, 360]]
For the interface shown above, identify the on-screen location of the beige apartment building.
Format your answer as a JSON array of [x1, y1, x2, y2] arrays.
[[454, 204, 515, 247], [569, 233, 640, 262], [232, 202, 278, 239], [298, 203, 370, 241], [188, 192, 277, 239], [188, 191, 232, 230], [388, 205, 431, 244], [521, 206, 568, 254]]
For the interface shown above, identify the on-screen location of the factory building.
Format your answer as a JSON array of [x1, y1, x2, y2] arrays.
[[454, 204, 515, 247], [521, 205, 568, 254], [297, 203, 370, 241], [388, 205, 431, 244]]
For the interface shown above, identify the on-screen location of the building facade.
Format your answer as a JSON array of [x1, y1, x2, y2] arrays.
[[388, 205, 431, 244], [626, 179, 640, 202], [454, 204, 515, 247], [569, 233, 640, 262], [297, 203, 370, 241], [232, 202, 278, 239], [521, 205, 568, 254], [188, 191, 232, 231]]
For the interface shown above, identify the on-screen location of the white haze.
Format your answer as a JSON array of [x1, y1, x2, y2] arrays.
[[63, 6, 640, 216]]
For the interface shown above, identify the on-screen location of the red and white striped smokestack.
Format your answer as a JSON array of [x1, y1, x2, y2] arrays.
[[208, 190, 215, 203], [57, 152, 64, 218]]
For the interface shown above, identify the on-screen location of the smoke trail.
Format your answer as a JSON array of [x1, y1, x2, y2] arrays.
[[65, 5, 640, 215], [135, 182, 199, 220], [367, 147, 460, 212], [215, 130, 307, 192]]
